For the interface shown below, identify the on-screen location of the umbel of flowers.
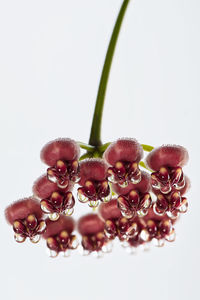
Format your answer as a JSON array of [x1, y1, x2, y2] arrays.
[[5, 137, 190, 258], [4, 0, 190, 258]]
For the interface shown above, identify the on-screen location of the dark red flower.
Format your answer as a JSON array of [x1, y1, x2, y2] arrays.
[[126, 218, 147, 250], [151, 166, 185, 194], [77, 159, 111, 207], [43, 215, 78, 257], [146, 145, 189, 194], [33, 174, 75, 220], [143, 208, 177, 246], [153, 191, 188, 217], [5, 197, 46, 243], [99, 199, 140, 241], [109, 171, 152, 218], [41, 138, 80, 189], [103, 138, 143, 187], [111, 170, 151, 196], [77, 214, 110, 256], [117, 190, 152, 219], [146, 145, 189, 217], [122, 208, 177, 252]]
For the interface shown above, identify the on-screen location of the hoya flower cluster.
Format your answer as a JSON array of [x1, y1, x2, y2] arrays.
[[5, 138, 190, 257]]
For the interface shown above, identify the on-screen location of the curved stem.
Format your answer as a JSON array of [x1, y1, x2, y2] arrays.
[[89, 0, 130, 147]]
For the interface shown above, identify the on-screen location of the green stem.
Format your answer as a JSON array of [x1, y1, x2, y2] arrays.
[[88, 0, 130, 147]]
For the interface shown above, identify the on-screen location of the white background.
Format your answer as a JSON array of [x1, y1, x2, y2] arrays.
[[0, 0, 199, 299]]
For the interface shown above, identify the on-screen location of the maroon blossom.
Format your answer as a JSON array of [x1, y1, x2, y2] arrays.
[[117, 190, 152, 219], [126, 208, 177, 250], [33, 174, 75, 220], [152, 176, 190, 218], [151, 166, 185, 194], [5, 197, 46, 243], [77, 159, 111, 208], [99, 199, 146, 251], [110, 171, 152, 218], [153, 190, 188, 217], [146, 145, 189, 217], [111, 171, 151, 196], [142, 208, 177, 246], [41, 138, 80, 189], [43, 215, 78, 257], [146, 145, 189, 194], [99, 199, 140, 241], [103, 138, 143, 187], [78, 214, 110, 255], [127, 218, 147, 249], [152, 175, 191, 197]]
